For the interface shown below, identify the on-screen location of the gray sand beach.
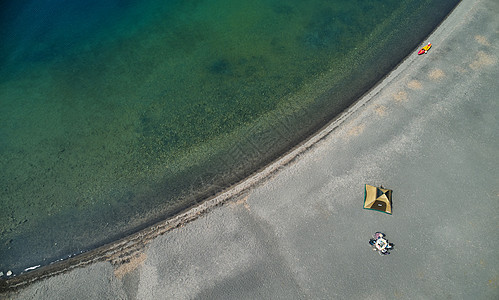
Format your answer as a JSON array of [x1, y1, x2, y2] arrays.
[[2, 0, 498, 298]]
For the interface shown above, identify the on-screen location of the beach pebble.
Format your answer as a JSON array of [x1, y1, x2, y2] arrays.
[[6, 270, 12, 276]]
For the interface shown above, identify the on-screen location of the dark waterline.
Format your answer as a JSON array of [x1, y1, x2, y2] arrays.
[[0, 0, 459, 277]]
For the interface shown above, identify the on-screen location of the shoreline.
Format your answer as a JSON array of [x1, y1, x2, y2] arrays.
[[0, 0, 459, 276], [0, 0, 468, 292]]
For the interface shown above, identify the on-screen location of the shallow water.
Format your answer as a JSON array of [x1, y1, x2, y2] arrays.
[[0, 0, 458, 275]]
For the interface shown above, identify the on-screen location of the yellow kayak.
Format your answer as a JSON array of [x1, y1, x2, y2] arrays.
[[418, 43, 432, 55]]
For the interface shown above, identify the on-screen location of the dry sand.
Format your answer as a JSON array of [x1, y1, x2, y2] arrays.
[[2, 0, 498, 298]]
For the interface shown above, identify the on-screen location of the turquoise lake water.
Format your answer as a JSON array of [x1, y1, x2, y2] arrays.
[[0, 0, 458, 275]]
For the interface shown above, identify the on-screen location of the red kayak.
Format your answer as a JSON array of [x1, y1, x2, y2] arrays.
[[418, 43, 432, 55]]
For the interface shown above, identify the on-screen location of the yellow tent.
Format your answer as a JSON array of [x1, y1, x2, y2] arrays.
[[364, 185, 392, 214]]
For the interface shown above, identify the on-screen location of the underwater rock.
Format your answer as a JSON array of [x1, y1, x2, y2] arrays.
[[208, 59, 233, 75]]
